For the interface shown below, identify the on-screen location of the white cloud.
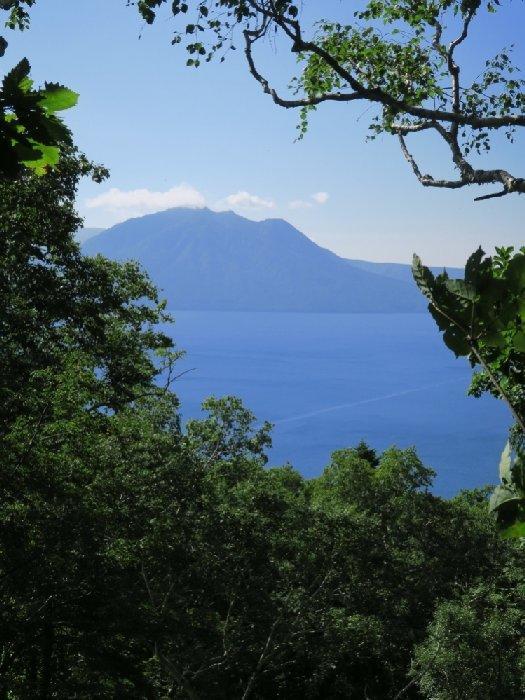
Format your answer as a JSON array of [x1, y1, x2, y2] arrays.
[[216, 191, 275, 211], [85, 184, 206, 220], [288, 192, 329, 210], [312, 191, 329, 205], [289, 199, 313, 210]]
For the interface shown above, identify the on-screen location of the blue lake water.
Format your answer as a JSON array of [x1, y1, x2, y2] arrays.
[[164, 311, 510, 497]]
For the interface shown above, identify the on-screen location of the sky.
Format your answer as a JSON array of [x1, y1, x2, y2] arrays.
[[4, 0, 524, 265]]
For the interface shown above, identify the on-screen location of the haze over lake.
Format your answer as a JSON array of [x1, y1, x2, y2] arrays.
[[167, 310, 510, 497]]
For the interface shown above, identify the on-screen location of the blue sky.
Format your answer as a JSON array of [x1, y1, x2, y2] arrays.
[[5, 0, 524, 265]]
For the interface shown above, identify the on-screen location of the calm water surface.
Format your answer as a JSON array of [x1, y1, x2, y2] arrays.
[[164, 311, 510, 496]]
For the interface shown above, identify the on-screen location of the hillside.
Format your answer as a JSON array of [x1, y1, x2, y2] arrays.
[[83, 208, 429, 313], [76, 227, 105, 244]]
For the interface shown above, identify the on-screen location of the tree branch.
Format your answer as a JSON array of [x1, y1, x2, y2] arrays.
[[397, 133, 525, 199], [244, 28, 360, 109], [240, 1, 525, 197], [397, 134, 467, 189], [447, 8, 476, 139], [474, 189, 508, 202], [245, 1, 525, 130]]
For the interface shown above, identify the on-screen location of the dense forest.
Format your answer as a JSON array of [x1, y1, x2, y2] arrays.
[[0, 0, 524, 698]]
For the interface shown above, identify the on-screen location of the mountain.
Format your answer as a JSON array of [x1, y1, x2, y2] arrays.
[[76, 227, 105, 244], [83, 208, 430, 313]]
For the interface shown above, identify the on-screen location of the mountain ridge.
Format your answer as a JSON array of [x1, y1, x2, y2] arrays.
[[83, 208, 435, 313]]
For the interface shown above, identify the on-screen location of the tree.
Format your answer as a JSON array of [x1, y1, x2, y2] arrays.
[[413, 557, 525, 699], [129, 415, 519, 699], [0, 150, 182, 695], [0, 148, 174, 429], [135, 0, 524, 200]]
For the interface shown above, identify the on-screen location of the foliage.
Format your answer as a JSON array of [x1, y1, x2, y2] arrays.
[[0, 2, 522, 696], [488, 441, 525, 539], [0, 148, 169, 429], [2, 383, 520, 696], [0, 0, 34, 31], [0, 150, 180, 696], [0, 2, 78, 177], [413, 556, 525, 699], [138, 440, 516, 699], [133, 0, 525, 198], [413, 248, 525, 535], [0, 158, 521, 697]]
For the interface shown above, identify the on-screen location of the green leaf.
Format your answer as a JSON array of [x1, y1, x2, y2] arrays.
[[464, 246, 486, 285], [2, 57, 31, 93], [442, 327, 470, 357], [506, 254, 525, 290], [138, 0, 156, 23], [483, 329, 507, 348], [444, 279, 476, 302], [489, 484, 522, 514], [20, 143, 60, 175], [499, 441, 512, 483], [39, 83, 79, 114], [412, 254, 435, 300], [511, 453, 525, 491], [0, 57, 77, 177]]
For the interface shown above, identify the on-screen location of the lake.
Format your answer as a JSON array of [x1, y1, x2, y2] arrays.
[[164, 311, 510, 496]]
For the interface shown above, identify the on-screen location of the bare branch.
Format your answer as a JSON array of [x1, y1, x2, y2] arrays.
[[241, 616, 280, 700], [397, 134, 467, 190], [397, 133, 525, 199], [431, 18, 443, 51], [392, 121, 440, 134], [474, 189, 509, 202], [393, 677, 418, 700]]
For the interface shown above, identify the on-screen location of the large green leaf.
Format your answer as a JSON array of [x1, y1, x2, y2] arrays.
[[39, 83, 79, 114], [1, 56, 31, 93], [442, 326, 470, 357], [444, 279, 476, 302], [0, 58, 77, 177], [464, 246, 485, 284], [506, 254, 525, 291], [488, 484, 522, 514], [499, 441, 512, 484], [511, 453, 525, 491], [412, 254, 435, 300], [519, 296, 525, 322], [20, 142, 60, 174]]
